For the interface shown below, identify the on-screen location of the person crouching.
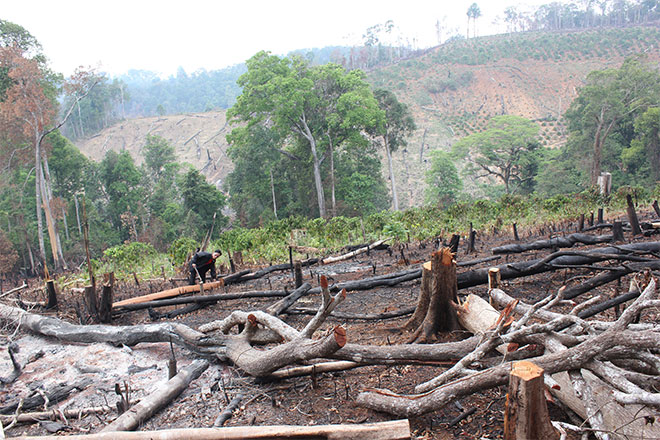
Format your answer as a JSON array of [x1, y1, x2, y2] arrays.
[[188, 249, 222, 285]]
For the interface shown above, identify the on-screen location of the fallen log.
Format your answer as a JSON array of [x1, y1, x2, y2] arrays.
[[0, 405, 115, 426], [112, 280, 226, 307], [285, 306, 415, 320], [0, 379, 92, 414], [265, 360, 361, 380], [12, 419, 411, 440], [266, 282, 312, 315], [212, 393, 243, 427], [0, 283, 28, 299], [491, 233, 613, 254], [321, 239, 389, 264], [101, 359, 209, 432], [355, 279, 660, 434], [113, 290, 288, 314], [457, 241, 660, 289], [238, 259, 319, 282]]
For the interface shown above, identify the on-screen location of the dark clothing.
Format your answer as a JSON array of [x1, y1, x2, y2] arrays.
[[188, 251, 217, 285]]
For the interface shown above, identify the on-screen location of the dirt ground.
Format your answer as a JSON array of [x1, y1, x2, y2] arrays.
[[2, 211, 659, 439]]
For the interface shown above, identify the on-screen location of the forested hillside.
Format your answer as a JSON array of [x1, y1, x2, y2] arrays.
[[74, 25, 660, 208], [3, 4, 660, 278]]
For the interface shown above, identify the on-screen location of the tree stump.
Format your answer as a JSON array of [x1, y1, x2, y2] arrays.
[[626, 194, 642, 235], [294, 261, 303, 288], [504, 361, 559, 440], [612, 221, 624, 242], [99, 272, 114, 324], [45, 279, 57, 309], [653, 200, 660, 218], [403, 262, 432, 331], [407, 248, 460, 342]]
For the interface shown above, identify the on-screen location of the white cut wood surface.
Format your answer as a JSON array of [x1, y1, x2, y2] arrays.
[[13, 419, 411, 439]]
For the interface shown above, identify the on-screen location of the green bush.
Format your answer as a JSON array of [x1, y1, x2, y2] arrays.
[[168, 237, 198, 266]]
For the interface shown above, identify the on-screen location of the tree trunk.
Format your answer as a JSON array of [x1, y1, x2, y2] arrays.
[[269, 169, 277, 219], [300, 115, 326, 218], [626, 194, 642, 235], [329, 138, 336, 217], [385, 134, 399, 211], [73, 193, 82, 235], [34, 134, 47, 268]]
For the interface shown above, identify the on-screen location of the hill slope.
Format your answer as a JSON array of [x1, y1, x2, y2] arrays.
[[74, 25, 660, 205], [77, 111, 233, 187]]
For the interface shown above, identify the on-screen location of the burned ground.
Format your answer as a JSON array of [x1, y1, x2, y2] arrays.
[[1, 211, 659, 439]]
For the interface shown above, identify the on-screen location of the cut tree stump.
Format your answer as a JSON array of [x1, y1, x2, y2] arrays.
[[403, 262, 432, 331], [504, 361, 559, 440], [407, 248, 460, 342]]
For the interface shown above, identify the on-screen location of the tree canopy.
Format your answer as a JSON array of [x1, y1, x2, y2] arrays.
[[227, 51, 387, 220], [452, 115, 540, 194]]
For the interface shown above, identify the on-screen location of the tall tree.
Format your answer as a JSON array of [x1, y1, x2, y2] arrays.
[[452, 115, 540, 194], [228, 51, 383, 218], [373, 89, 415, 211], [564, 56, 660, 184], [467, 3, 482, 38]]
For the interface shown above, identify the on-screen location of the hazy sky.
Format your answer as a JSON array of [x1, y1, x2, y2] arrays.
[[4, 0, 554, 78]]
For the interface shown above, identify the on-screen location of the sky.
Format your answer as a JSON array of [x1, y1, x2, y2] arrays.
[[3, 0, 554, 78]]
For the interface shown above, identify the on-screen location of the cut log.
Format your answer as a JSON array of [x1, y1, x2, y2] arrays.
[[457, 241, 660, 289], [491, 233, 613, 254], [113, 280, 225, 307], [113, 290, 288, 314], [504, 361, 559, 440], [612, 221, 624, 242], [101, 359, 209, 432], [12, 419, 411, 439], [321, 239, 389, 264], [45, 280, 57, 309], [455, 294, 501, 337]]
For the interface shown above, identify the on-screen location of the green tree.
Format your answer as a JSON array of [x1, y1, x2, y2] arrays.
[[99, 150, 144, 240], [225, 125, 284, 226], [179, 167, 227, 235], [143, 134, 177, 180], [373, 89, 416, 211], [467, 3, 482, 38], [425, 150, 462, 207], [622, 106, 660, 183], [452, 115, 540, 194], [564, 56, 660, 184], [228, 51, 384, 218]]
